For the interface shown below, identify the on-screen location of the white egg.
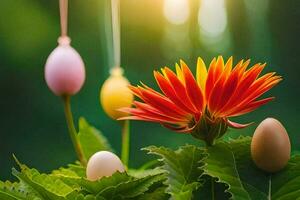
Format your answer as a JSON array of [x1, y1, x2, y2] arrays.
[[86, 151, 125, 181]]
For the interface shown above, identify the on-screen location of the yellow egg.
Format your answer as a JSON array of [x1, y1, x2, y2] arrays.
[[86, 151, 125, 181], [100, 67, 134, 120], [251, 118, 291, 173]]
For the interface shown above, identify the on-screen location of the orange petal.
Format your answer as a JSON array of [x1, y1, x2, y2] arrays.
[[231, 76, 281, 113], [205, 57, 217, 99], [227, 97, 275, 117], [138, 86, 188, 118], [207, 73, 226, 113], [163, 67, 198, 112], [217, 63, 267, 115], [154, 71, 194, 113], [213, 56, 225, 82], [208, 57, 234, 114], [134, 101, 189, 122], [181, 60, 205, 111], [128, 85, 142, 99], [213, 68, 240, 116], [119, 107, 185, 123], [226, 119, 253, 129]]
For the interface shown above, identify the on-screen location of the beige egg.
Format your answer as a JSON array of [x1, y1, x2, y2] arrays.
[[86, 151, 125, 181], [251, 118, 291, 173]]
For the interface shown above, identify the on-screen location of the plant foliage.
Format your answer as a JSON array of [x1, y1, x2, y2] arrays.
[[0, 159, 167, 200], [2, 119, 300, 200], [144, 145, 205, 200], [200, 136, 300, 199], [77, 117, 112, 161]]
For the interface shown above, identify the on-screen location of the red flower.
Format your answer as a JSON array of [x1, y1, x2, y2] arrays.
[[120, 56, 281, 145]]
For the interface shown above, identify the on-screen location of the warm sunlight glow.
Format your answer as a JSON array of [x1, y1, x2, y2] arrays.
[[198, 0, 227, 37], [164, 0, 189, 25]]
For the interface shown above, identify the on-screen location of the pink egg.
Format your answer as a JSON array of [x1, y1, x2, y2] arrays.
[[45, 39, 85, 96]]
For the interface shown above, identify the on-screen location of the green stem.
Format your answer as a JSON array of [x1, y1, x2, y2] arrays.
[[62, 95, 86, 166], [268, 175, 272, 200], [205, 143, 215, 200], [121, 120, 130, 167], [211, 177, 215, 200]]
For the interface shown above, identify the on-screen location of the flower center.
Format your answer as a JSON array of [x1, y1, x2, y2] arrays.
[[190, 113, 228, 146]]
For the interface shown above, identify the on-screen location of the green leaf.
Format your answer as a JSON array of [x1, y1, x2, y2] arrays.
[[228, 136, 269, 199], [127, 169, 168, 200], [195, 176, 231, 200], [271, 155, 300, 199], [136, 187, 169, 200], [0, 180, 42, 200], [58, 172, 131, 194], [203, 142, 251, 200], [205, 136, 300, 200], [78, 117, 112, 161], [128, 168, 166, 179], [3, 157, 166, 200], [97, 172, 165, 199], [143, 145, 205, 200], [52, 163, 86, 178], [74, 194, 97, 200], [56, 168, 166, 200], [12, 159, 77, 200]]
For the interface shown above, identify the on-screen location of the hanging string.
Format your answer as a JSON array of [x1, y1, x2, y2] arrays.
[[59, 0, 68, 37], [58, 0, 70, 45], [110, 0, 129, 168], [111, 0, 121, 69]]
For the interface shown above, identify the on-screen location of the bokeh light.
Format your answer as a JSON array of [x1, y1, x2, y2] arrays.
[[198, 0, 227, 37], [163, 0, 189, 25]]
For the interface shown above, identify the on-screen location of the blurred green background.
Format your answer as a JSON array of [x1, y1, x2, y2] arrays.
[[0, 0, 299, 180]]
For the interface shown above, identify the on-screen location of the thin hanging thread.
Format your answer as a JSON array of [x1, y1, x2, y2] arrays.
[[111, 0, 121, 68], [59, 0, 68, 37]]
